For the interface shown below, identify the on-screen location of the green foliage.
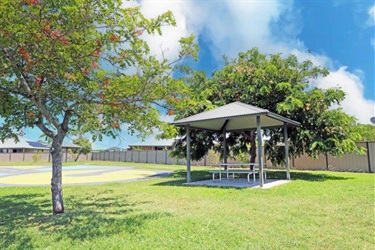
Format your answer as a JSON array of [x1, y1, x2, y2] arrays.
[[168, 48, 363, 163], [73, 137, 92, 155], [206, 149, 220, 166], [0, 0, 197, 142], [32, 151, 42, 163], [0, 0, 197, 214], [351, 124, 375, 141]]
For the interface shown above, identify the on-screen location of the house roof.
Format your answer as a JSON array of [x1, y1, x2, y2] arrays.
[[106, 146, 126, 151], [60, 142, 81, 149], [0, 138, 81, 150], [172, 101, 300, 131], [0, 138, 49, 150], [128, 139, 175, 147]]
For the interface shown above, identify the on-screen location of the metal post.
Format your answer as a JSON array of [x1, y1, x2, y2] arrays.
[[186, 125, 191, 183], [284, 123, 290, 180], [223, 127, 227, 164], [165, 150, 168, 164], [366, 142, 372, 173], [257, 116, 264, 187]]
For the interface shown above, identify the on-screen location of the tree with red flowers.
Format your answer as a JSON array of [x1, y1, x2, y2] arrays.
[[0, 0, 197, 214]]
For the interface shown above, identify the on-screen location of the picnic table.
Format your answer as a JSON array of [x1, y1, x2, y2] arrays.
[[209, 163, 267, 183]]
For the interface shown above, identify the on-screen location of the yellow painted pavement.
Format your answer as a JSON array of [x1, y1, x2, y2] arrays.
[[0, 169, 158, 185]]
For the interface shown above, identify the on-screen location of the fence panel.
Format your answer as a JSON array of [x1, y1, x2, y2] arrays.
[[328, 151, 368, 172], [155, 151, 166, 164], [139, 151, 147, 163], [89, 142, 375, 172], [293, 154, 327, 170]]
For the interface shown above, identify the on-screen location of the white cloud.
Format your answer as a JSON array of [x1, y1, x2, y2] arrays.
[[123, 0, 196, 61], [186, 0, 295, 59], [129, 0, 374, 125], [368, 5, 375, 26], [311, 67, 375, 124]]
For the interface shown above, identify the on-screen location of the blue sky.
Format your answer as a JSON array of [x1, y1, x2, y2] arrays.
[[16, 0, 375, 149]]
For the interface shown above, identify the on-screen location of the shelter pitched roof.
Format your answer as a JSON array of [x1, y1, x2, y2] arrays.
[[173, 101, 300, 131]]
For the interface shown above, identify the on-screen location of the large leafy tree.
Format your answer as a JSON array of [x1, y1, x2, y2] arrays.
[[168, 48, 363, 164], [0, 0, 197, 214]]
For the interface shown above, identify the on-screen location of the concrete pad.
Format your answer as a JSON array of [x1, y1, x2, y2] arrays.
[[184, 178, 291, 189]]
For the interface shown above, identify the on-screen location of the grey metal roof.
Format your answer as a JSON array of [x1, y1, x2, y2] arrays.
[[61, 142, 81, 149], [0, 138, 49, 150], [128, 139, 175, 147], [173, 101, 300, 131], [42, 142, 81, 149], [106, 146, 126, 151], [0, 138, 81, 149]]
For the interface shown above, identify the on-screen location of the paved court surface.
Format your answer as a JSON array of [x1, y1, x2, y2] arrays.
[[0, 165, 171, 187]]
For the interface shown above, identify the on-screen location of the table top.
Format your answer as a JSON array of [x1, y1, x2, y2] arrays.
[[216, 163, 259, 166]]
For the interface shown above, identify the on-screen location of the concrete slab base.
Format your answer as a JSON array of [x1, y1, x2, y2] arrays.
[[184, 178, 291, 189]]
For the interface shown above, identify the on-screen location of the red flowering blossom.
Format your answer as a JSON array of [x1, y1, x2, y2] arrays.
[[81, 68, 89, 75], [135, 29, 144, 36], [109, 34, 119, 42], [93, 48, 101, 57], [24, 0, 40, 6], [102, 79, 110, 86], [50, 30, 62, 39], [35, 75, 43, 87], [18, 46, 31, 63], [91, 61, 99, 69], [59, 37, 70, 45]]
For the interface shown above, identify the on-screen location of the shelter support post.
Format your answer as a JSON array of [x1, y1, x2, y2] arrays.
[[223, 126, 227, 165], [283, 123, 290, 180], [186, 125, 191, 183], [256, 116, 264, 187]]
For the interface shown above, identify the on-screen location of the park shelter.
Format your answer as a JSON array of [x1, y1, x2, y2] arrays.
[[172, 102, 300, 187]]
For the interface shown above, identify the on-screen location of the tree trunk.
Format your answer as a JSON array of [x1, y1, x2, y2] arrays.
[[74, 152, 81, 162], [50, 137, 64, 214], [249, 131, 257, 165]]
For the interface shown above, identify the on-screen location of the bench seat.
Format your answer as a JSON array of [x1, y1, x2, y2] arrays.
[[209, 169, 267, 183]]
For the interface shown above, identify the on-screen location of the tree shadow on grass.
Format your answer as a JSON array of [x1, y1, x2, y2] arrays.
[[153, 169, 352, 187], [288, 171, 352, 181], [0, 190, 170, 249], [153, 169, 212, 186], [0, 193, 50, 249]]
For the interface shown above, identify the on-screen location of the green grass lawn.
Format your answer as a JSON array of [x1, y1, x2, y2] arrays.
[[0, 161, 374, 249]]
